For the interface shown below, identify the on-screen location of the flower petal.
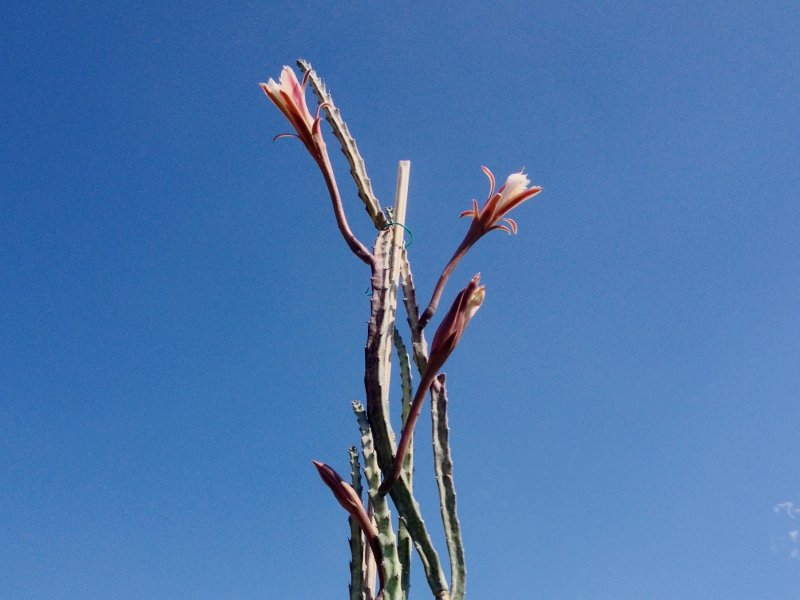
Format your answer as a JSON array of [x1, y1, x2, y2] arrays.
[[481, 165, 496, 199]]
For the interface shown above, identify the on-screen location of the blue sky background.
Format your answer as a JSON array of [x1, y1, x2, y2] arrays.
[[2, 2, 799, 599]]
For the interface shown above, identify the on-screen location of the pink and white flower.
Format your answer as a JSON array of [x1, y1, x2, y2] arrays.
[[428, 273, 486, 370], [312, 460, 386, 596], [460, 167, 543, 235], [418, 169, 540, 328], [260, 66, 328, 160]]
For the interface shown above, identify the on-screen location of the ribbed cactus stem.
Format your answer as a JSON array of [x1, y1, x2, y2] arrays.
[[431, 375, 466, 600], [362, 163, 449, 600], [393, 330, 414, 600], [348, 447, 366, 600], [398, 253, 429, 373], [297, 59, 388, 229], [363, 162, 409, 470], [397, 253, 464, 600], [396, 522, 410, 600], [353, 402, 402, 600], [379, 364, 439, 495], [367, 161, 410, 492], [364, 228, 398, 472], [363, 502, 377, 598], [393, 330, 415, 479], [386, 476, 449, 599]]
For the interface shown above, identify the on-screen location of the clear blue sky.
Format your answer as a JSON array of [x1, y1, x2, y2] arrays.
[[2, 2, 799, 599]]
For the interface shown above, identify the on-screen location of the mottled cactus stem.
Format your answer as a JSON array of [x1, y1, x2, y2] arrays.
[[363, 162, 450, 599], [378, 363, 440, 495], [392, 330, 414, 600], [297, 58, 388, 230], [430, 375, 466, 600], [347, 447, 366, 600], [354, 402, 402, 600]]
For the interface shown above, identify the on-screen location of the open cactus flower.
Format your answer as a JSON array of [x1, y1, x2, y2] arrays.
[[260, 66, 329, 161], [461, 167, 543, 236], [418, 168, 541, 328]]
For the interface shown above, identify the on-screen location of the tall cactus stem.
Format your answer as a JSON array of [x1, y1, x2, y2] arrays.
[[361, 163, 450, 598], [348, 447, 367, 600], [398, 253, 429, 373], [431, 375, 467, 600], [393, 330, 414, 599], [353, 403, 402, 600], [354, 398, 450, 599], [297, 59, 388, 229], [363, 161, 409, 473], [365, 229, 398, 468]]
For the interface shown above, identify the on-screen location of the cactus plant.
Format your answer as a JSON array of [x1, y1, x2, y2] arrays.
[[260, 59, 542, 600]]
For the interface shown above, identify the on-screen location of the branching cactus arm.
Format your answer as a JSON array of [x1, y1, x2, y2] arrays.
[[398, 253, 429, 373], [260, 67, 374, 265], [393, 331, 415, 480], [297, 59, 388, 230], [398, 257, 467, 600], [385, 468, 450, 598], [380, 275, 485, 495]]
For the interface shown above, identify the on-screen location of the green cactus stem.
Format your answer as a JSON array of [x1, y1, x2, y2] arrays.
[[354, 402, 451, 600], [386, 468, 450, 598], [398, 255, 465, 600], [398, 252, 429, 373], [393, 331, 415, 477], [348, 447, 366, 600], [392, 330, 414, 600], [353, 402, 402, 600], [431, 375, 466, 600], [297, 59, 388, 230], [363, 501, 378, 599], [362, 177, 450, 599]]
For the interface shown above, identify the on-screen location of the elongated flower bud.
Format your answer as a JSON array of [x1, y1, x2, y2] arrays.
[[428, 273, 486, 373], [312, 461, 385, 596], [379, 275, 485, 495]]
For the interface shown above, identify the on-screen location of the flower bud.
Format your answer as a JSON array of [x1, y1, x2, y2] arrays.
[[428, 273, 486, 372], [312, 460, 385, 596]]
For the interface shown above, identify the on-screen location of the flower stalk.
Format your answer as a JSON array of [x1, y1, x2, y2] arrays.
[[419, 167, 541, 329], [313, 460, 386, 598], [260, 67, 373, 265], [379, 274, 485, 495]]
